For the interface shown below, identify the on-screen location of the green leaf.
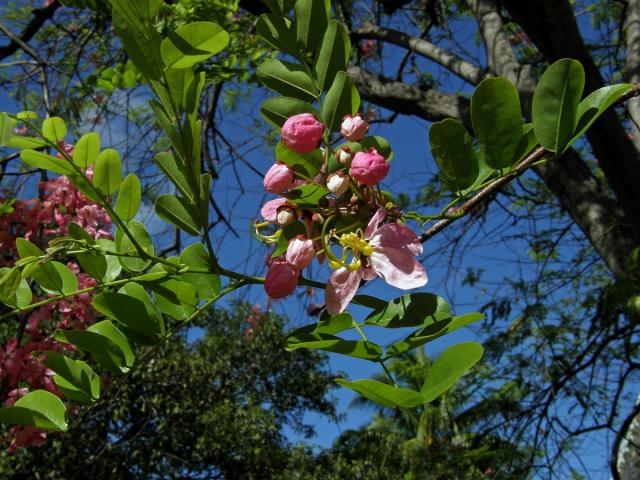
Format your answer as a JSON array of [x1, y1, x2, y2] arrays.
[[275, 142, 323, 178], [54, 320, 134, 374], [316, 311, 353, 334], [260, 96, 319, 128], [322, 71, 360, 132], [147, 275, 198, 321], [178, 243, 220, 300], [0, 113, 16, 146], [421, 341, 484, 402], [73, 132, 101, 168], [532, 58, 585, 153], [38, 261, 78, 295], [256, 14, 296, 56], [43, 351, 100, 402], [115, 173, 141, 222], [293, 0, 329, 53], [364, 293, 451, 328], [471, 77, 524, 169], [5, 136, 47, 149], [15, 239, 64, 293], [257, 59, 317, 102], [75, 252, 108, 281], [571, 83, 633, 146], [95, 238, 122, 281], [385, 313, 484, 359], [155, 194, 201, 236], [0, 267, 31, 309], [154, 151, 194, 202], [110, 0, 166, 81], [93, 148, 122, 195], [285, 328, 383, 361], [92, 291, 162, 342], [161, 21, 229, 69], [429, 118, 479, 192], [20, 149, 76, 175], [42, 117, 67, 143], [336, 379, 424, 409], [0, 267, 21, 302], [314, 20, 350, 92], [283, 184, 329, 208], [115, 221, 154, 272], [0, 390, 68, 431]]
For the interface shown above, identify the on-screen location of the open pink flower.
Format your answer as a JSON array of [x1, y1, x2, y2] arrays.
[[325, 208, 427, 314]]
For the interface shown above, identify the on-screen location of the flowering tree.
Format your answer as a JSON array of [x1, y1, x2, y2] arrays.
[[0, 0, 636, 470]]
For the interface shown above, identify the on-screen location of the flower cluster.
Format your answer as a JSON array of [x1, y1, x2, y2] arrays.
[[256, 113, 427, 313], [0, 155, 111, 451]]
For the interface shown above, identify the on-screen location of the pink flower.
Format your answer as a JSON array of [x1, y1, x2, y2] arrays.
[[264, 162, 294, 194], [325, 208, 427, 314], [340, 114, 369, 142], [350, 149, 389, 187], [286, 235, 315, 270], [281, 113, 324, 153], [264, 261, 299, 299]]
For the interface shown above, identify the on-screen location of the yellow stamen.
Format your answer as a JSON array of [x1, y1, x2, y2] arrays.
[[339, 231, 373, 257]]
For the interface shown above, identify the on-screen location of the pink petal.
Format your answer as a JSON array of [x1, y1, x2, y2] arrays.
[[365, 207, 387, 238], [370, 247, 428, 290], [368, 223, 423, 255], [260, 198, 288, 222], [325, 267, 361, 314]]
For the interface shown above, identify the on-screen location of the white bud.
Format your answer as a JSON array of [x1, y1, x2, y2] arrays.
[[326, 172, 350, 196], [276, 208, 296, 226], [337, 148, 352, 166]]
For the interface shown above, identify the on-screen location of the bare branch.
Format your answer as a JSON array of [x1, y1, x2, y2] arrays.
[[353, 22, 486, 84]]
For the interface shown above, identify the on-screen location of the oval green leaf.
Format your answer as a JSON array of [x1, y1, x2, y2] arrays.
[[161, 21, 229, 69], [93, 148, 122, 195], [115, 173, 141, 222], [532, 58, 585, 153], [321, 71, 360, 132], [471, 77, 524, 169], [421, 341, 484, 403]]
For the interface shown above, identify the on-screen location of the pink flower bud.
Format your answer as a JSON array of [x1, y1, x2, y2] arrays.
[[337, 147, 352, 166], [326, 171, 350, 196], [286, 235, 315, 270], [264, 261, 299, 298], [276, 207, 296, 226], [340, 114, 369, 141], [263, 162, 294, 194], [350, 148, 389, 186], [281, 113, 324, 153]]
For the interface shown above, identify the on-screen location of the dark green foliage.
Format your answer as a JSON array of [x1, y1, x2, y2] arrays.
[[0, 305, 336, 479]]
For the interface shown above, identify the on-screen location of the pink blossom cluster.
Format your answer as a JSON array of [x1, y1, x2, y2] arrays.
[[1, 175, 111, 265], [257, 113, 426, 313], [0, 161, 112, 450]]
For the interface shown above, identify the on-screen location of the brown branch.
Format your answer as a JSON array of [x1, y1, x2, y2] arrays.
[[0, 1, 60, 62], [352, 22, 486, 84]]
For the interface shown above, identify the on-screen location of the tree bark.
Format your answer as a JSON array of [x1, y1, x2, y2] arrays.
[[499, 0, 640, 237]]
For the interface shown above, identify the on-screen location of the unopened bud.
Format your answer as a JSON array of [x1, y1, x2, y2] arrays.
[[263, 162, 294, 194], [276, 207, 296, 226], [326, 171, 350, 196], [286, 235, 315, 270], [337, 147, 352, 166], [340, 114, 369, 142]]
